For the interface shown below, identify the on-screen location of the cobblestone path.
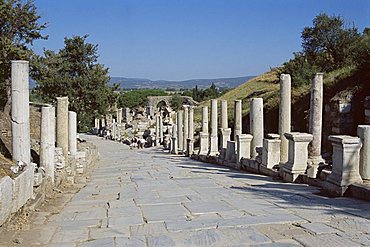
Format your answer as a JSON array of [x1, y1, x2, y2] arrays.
[[2, 134, 370, 246]]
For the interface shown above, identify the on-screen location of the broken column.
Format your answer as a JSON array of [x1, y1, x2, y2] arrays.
[[326, 135, 363, 195], [357, 125, 370, 180], [220, 100, 231, 150], [199, 107, 209, 155], [262, 134, 281, 169], [11, 60, 31, 164], [171, 124, 178, 154], [282, 132, 313, 182], [250, 98, 264, 159], [177, 111, 184, 152], [68, 111, 77, 156], [236, 134, 253, 169], [308, 73, 325, 178], [56, 96, 69, 158], [183, 105, 189, 152], [279, 74, 291, 164], [234, 100, 242, 141], [208, 99, 218, 156]]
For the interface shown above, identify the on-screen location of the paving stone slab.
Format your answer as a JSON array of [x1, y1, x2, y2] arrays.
[[300, 222, 341, 235], [130, 222, 168, 236], [184, 201, 234, 215], [293, 233, 361, 247]]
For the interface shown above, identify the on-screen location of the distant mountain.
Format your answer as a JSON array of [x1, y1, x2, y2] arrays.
[[109, 76, 255, 89]]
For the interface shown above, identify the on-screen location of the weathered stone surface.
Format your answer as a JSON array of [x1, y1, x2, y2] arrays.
[[0, 176, 13, 226], [250, 98, 264, 158], [177, 111, 184, 151], [208, 99, 218, 156], [279, 74, 291, 164], [262, 134, 281, 169], [357, 125, 370, 180], [11, 163, 34, 213], [40, 106, 56, 182], [234, 100, 242, 141], [56, 96, 69, 158], [68, 111, 77, 156]]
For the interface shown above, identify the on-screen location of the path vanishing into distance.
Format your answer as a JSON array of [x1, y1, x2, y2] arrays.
[[3, 134, 370, 246]]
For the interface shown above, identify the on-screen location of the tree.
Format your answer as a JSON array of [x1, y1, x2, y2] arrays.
[[34, 35, 117, 131], [0, 0, 47, 111], [118, 89, 167, 109], [170, 94, 184, 111], [301, 13, 361, 71]]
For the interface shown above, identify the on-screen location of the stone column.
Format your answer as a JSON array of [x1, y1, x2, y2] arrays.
[[117, 108, 123, 124], [159, 114, 163, 143], [183, 105, 189, 152], [236, 134, 253, 168], [307, 73, 325, 178], [208, 99, 218, 156], [40, 106, 55, 182], [357, 125, 370, 180], [177, 111, 183, 152], [326, 135, 363, 195], [250, 98, 264, 159], [155, 115, 160, 145], [221, 100, 228, 129], [199, 107, 209, 155], [279, 74, 291, 164], [234, 100, 242, 141], [220, 100, 231, 150], [188, 106, 194, 140], [281, 132, 313, 182], [262, 134, 281, 169], [68, 111, 77, 156], [125, 107, 131, 123], [11, 61, 30, 164], [101, 118, 105, 128], [202, 107, 209, 133], [56, 96, 69, 158], [171, 124, 178, 154]]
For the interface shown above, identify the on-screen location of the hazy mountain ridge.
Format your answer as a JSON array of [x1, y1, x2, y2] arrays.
[[109, 76, 255, 89]]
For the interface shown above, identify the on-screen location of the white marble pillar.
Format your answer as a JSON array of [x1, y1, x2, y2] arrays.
[[202, 107, 208, 133], [117, 108, 123, 124], [208, 99, 218, 156], [125, 107, 131, 123], [56, 96, 69, 158], [357, 125, 370, 180], [171, 124, 178, 154], [221, 100, 228, 129], [234, 100, 242, 141], [68, 111, 77, 156], [199, 106, 209, 155], [155, 115, 160, 145], [220, 100, 231, 150], [159, 114, 164, 143], [40, 106, 55, 183], [11, 60, 30, 164], [308, 73, 325, 178], [326, 135, 363, 195], [189, 106, 194, 140], [250, 98, 264, 159], [279, 74, 291, 164], [183, 105, 189, 152], [177, 111, 184, 151]]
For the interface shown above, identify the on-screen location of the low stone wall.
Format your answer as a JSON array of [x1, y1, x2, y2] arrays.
[[0, 164, 34, 226]]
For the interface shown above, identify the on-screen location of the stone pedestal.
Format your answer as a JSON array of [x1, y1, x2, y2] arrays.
[[282, 132, 313, 182], [262, 134, 281, 169], [11, 60, 30, 164], [177, 111, 184, 152], [308, 73, 325, 178], [220, 128, 231, 149], [358, 125, 370, 180], [56, 96, 69, 158], [198, 132, 209, 155], [279, 74, 291, 164], [236, 134, 253, 169], [186, 139, 194, 157], [208, 99, 218, 156], [225, 141, 236, 163], [326, 135, 363, 195], [183, 105, 189, 152], [234, 100, 242, 141], [68, 111, 77, 156], [250, 98, 264, 159], [40, 106, 55, 183]]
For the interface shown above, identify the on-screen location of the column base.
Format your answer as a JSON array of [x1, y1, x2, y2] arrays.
[[281, 163, 305, 182], [208, 135, 219, 156], [307, 155, 325, 178]]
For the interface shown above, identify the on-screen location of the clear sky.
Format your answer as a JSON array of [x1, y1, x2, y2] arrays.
[[33, 0, 369, 81]]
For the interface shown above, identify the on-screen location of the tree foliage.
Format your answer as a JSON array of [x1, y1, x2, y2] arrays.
[[0, 0, 47, 111], [117, 89, 167, 109], [33, 35, 117, 131]]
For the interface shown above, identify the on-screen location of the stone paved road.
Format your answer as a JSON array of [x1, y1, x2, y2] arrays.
[[3, 134, 370, 246]]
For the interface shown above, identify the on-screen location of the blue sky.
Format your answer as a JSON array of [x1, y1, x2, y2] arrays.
[[33, 0, 369, 80]]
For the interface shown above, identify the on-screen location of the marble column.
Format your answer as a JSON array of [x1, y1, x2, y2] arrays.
[[326, 135, 363, 195], [177, 111, 184, 152], [308, 73, 325, 178], [250, 98, 264, 159], [279, 74, 291, 164], [56, 96, 69, 158], [221, 100, 228, 129], [171, 124, 178, 154], [183, 105, 189, 152], [282, 132, 313, 182], [11, 60, 30, 164], [40, 106, 55, 183], [125, 107, 131, 123], [199, 107, 209, 155], [234, 100, 242, 141], [101, 118, 105, 128], [189, 106, 194, 140], [155, 115, 160, 145], [357, 125, 370, 180], [117, 108, 123, 124], [159, 114, 163, 143], [220, 100, 231, 150], [68, 111, 77, 156], [208, 99, 218, 156]]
